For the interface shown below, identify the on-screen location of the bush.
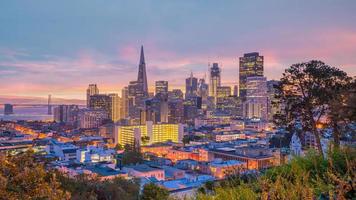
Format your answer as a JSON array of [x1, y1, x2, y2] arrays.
[[198, 147, 356, 200]]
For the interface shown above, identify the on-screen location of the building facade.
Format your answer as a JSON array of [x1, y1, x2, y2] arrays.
[[114, 122, 184, 146], [239, 52, 263, 98], [209, 63, 221, 104]]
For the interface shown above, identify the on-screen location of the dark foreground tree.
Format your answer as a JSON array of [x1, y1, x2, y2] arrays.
[[57, 173, 140, 200], [0, 150, 69, 200], [122, 142, 143, 165], [274, 60, 352, 156], [140, 183, 169, 200]]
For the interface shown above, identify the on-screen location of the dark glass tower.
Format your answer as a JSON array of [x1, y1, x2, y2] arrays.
[[239, 52, 264, 98]]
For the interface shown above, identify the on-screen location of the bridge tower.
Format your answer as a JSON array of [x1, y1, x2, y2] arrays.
[[48, 94, 52, 115]]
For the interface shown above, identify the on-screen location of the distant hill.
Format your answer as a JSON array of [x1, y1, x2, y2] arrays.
[[0, 95, 85, 105]]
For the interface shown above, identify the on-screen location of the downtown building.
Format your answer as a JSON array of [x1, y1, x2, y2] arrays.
[[114, 121, 184, 147], [239, 52, 264, 98], [243, 76, 269, 121], [4, 104, 14, 115], [127, 46, 149, 124], [78, 109, 108, 129], [53, 105, 79, 125], [209, 63, 221, 104], [88, 93, 121, 122], [86, 84, 99, 108]]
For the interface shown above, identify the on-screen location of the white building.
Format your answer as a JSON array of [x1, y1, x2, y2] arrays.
[[46, 140, 78, 161], [76, 146, 115, 163]]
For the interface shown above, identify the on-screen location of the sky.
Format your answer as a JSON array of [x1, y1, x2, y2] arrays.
[[0, 0, 356, 99]]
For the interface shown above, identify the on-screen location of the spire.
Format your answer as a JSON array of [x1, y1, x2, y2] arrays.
[[140, 45, 145, 65], [137, 45, 148, 96]]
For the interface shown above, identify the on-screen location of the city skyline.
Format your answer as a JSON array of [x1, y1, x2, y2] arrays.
[[1, 1, 356, 99]]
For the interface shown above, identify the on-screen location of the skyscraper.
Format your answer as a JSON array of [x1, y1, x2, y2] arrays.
[[243, 76, 268, 121], [185, 71, 198, 99], [4, 104, 13, 115], [209, 63, 221, 104], [155, 81, 168, 95], [108, 93, 121, 122], [198, 77, 209, 100], [121, 87, 129, 119], [137, 45, 148, 97], [87, 84, 99, 108], [127, 46, 150, 124], [54, 105, 79, 125], [239, 53, 263, 98]]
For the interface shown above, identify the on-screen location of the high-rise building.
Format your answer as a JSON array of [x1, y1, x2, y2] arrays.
[[114, 121, 184, 146], [155, 81, 168, 95], [267, 80, 281, 121], [127, 46, 149, 124], [78, 109, 107, 129], [137, 45, 148, 97], [89, 94, 120, 122], [168, 89, 184, 101], [54, 105, 79, 125], [185, 71, 198, 99], [243, 76, 268, 121], [198, 77, 209, 100], [233, 85, 238, 96], [121, 87, 129, 119], [4, 104, 13, 115], [216, 86, 231, 99], [168, 99, 184, 123], [209, 63, 221, 104], [239, 52, 263, 98], [86, 84, 99, 108], [108, 93, 121, 122]]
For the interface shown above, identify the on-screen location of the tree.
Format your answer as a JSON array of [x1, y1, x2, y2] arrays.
[[57, 173, 140, 200], [140, 183, 169, 200], [326, 78, 355, 148], [182, 135, 190, 146], [0, 150, 69, 199], [115, 143, 123, 151], [122, 143, 143, 165], [274, 60, 351, 156], [141, 136, 150, 146]]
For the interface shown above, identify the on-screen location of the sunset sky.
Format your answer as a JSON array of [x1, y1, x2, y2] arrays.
[[1, 0, 356, 99]]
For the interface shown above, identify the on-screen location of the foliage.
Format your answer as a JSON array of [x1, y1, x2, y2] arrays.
[[0, 150, 69, 200], [182, 135, 190, 146], [57, 173, 140, 200], [198, 147, 356, 200], [122, 143, 143, 165], [0, 150, 142, 200], [274, 60, 352, 155], [140, 183, 169, 200], [141, 136, 150, 146], [114, 143, 123, 151]]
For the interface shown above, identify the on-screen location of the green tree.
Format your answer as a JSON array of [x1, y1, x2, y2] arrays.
[[57, 173, 140, 200], [274, 60, 351, 156], [141, 136, 150, 146], [140, 183, 169, 200], [182, 135, 190, 146], [0, 150, 69, 200], [115, 143, 124, 151], [326, 78, 355, 148], [122, 143, 143, 165]]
